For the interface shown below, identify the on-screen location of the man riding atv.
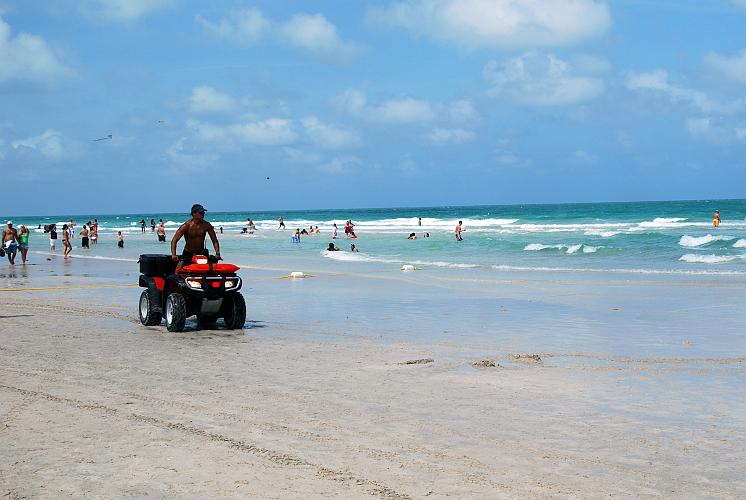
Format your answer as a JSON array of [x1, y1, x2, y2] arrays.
[[171, 204, 220, 271]]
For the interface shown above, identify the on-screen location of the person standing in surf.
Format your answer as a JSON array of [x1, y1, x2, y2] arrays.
[[455, 220, 463, 241], [713, 210, 721, 227]]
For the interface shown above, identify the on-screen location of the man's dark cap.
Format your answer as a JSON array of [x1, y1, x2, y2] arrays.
[[191, 204, 207, 214]]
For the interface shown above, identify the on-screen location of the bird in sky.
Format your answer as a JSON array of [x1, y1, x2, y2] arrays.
[[93, 134, 112, 142]]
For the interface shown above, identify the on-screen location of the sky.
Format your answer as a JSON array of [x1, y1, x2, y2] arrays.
[[1, 0, 746, 215]]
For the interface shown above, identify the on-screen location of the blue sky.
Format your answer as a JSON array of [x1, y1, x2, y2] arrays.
[[1, 0, 746, 215]]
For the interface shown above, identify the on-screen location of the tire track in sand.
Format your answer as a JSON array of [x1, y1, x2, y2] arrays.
[[0, 384, 410, 500]]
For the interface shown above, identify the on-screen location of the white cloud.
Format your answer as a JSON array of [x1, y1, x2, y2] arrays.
[[704, 50, 746, 83], [335, 90, 435, 124], [189, 86, 236, 114], [368, 0, 611, 49], [196, 7, 270, 44], [334, 89, 368, 115], [426, 127, 476, 145], [0, 15, 72, 83], [278, 14, 360, 59], [371, 97, 435, 123], [301, 117, 362, 149], [319, 156, 361, 174], [626, 69, 744, 114], [686, 117, 746, 145], [485, 52, 604, 106], [11, 129, 72, 161], [495, 151, 529, 166], [188, 118, 297, 148], [284, 147, 322, 164], [82, 0, 174, 23], [447, 99, 479, 122], [232, 119, 297, 146], [197, 9, 360, 59], [569, 149, 596, 165], [164, 137, 218, 169]]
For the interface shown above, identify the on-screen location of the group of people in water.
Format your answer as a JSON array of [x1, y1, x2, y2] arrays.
[[2, 209, 728, 266]]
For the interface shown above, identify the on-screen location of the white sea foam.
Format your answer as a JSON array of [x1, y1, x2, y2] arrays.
[[678, 234, 735, 247], [320, 250, 478, 268], [733, 239, 746, 248], [492, 264, 746, 276], [679, 253, 743, 264], [584, 230, 619, 238], [524, 243, 599, 254]]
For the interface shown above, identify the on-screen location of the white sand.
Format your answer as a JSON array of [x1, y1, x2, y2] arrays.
[[1, 261, 745, 498]]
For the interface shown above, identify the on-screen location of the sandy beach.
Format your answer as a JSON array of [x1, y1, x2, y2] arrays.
[[1, 255, 745, 499]]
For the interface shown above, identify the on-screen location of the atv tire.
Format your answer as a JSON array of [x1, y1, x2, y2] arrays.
[[222, 293, 246, 330], [165, 293, 187, 332], [139, 290, 162, 326]]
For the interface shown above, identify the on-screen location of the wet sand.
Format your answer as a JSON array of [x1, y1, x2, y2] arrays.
[[1, 256, 745, 498]]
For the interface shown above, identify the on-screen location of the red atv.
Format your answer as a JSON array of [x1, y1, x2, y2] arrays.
[[137, 254, 246, 332]]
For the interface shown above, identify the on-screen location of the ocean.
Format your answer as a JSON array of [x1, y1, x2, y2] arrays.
[[15, 198, 746, 275]]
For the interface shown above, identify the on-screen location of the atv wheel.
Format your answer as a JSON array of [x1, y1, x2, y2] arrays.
[[165, 293, 187, 332], [222, 293, 246, 330], [139, 290, 162, 326]]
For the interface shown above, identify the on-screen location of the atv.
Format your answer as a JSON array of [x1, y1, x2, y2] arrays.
[[137, 253, 246, 332]]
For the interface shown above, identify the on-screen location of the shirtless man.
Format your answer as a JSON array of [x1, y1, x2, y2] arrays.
[[2, 221, 19, 265], [157, 222, 166, 242], [455, 220, 463, 241], [171, 204, 220, 271]]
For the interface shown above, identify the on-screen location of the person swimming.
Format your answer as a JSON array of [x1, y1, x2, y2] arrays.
[[327, 242, 340, 251]]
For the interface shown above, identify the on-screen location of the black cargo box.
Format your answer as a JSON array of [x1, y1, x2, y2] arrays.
[[139, 254, 176, 276]]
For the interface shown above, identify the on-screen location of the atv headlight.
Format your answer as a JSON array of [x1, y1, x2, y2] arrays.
[[186, 277, 203, 290]]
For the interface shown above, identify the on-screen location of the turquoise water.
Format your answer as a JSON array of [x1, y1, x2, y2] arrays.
[[13, 199, 746, 274]]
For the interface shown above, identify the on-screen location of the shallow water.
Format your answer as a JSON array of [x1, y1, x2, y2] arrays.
[[15, 199, 746, 276]]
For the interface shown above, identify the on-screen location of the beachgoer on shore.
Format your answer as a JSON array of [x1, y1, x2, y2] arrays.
[[80, 225, 90, 249], [157, 222, 166, 242], [713, 210, 721, 227], [2, 221, 19, 265], [418, 217, 422, 226], [117, 231, 124, 248], [278, 216, 285, 229], [49, 224, 58, 251], [455, 221, 463, 241], [62, 224, 72, 258], [219, 226, 223, 234], [170, 204, 220, 272], [327, 243, 340, 251], [18, 225, 29, 264]]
